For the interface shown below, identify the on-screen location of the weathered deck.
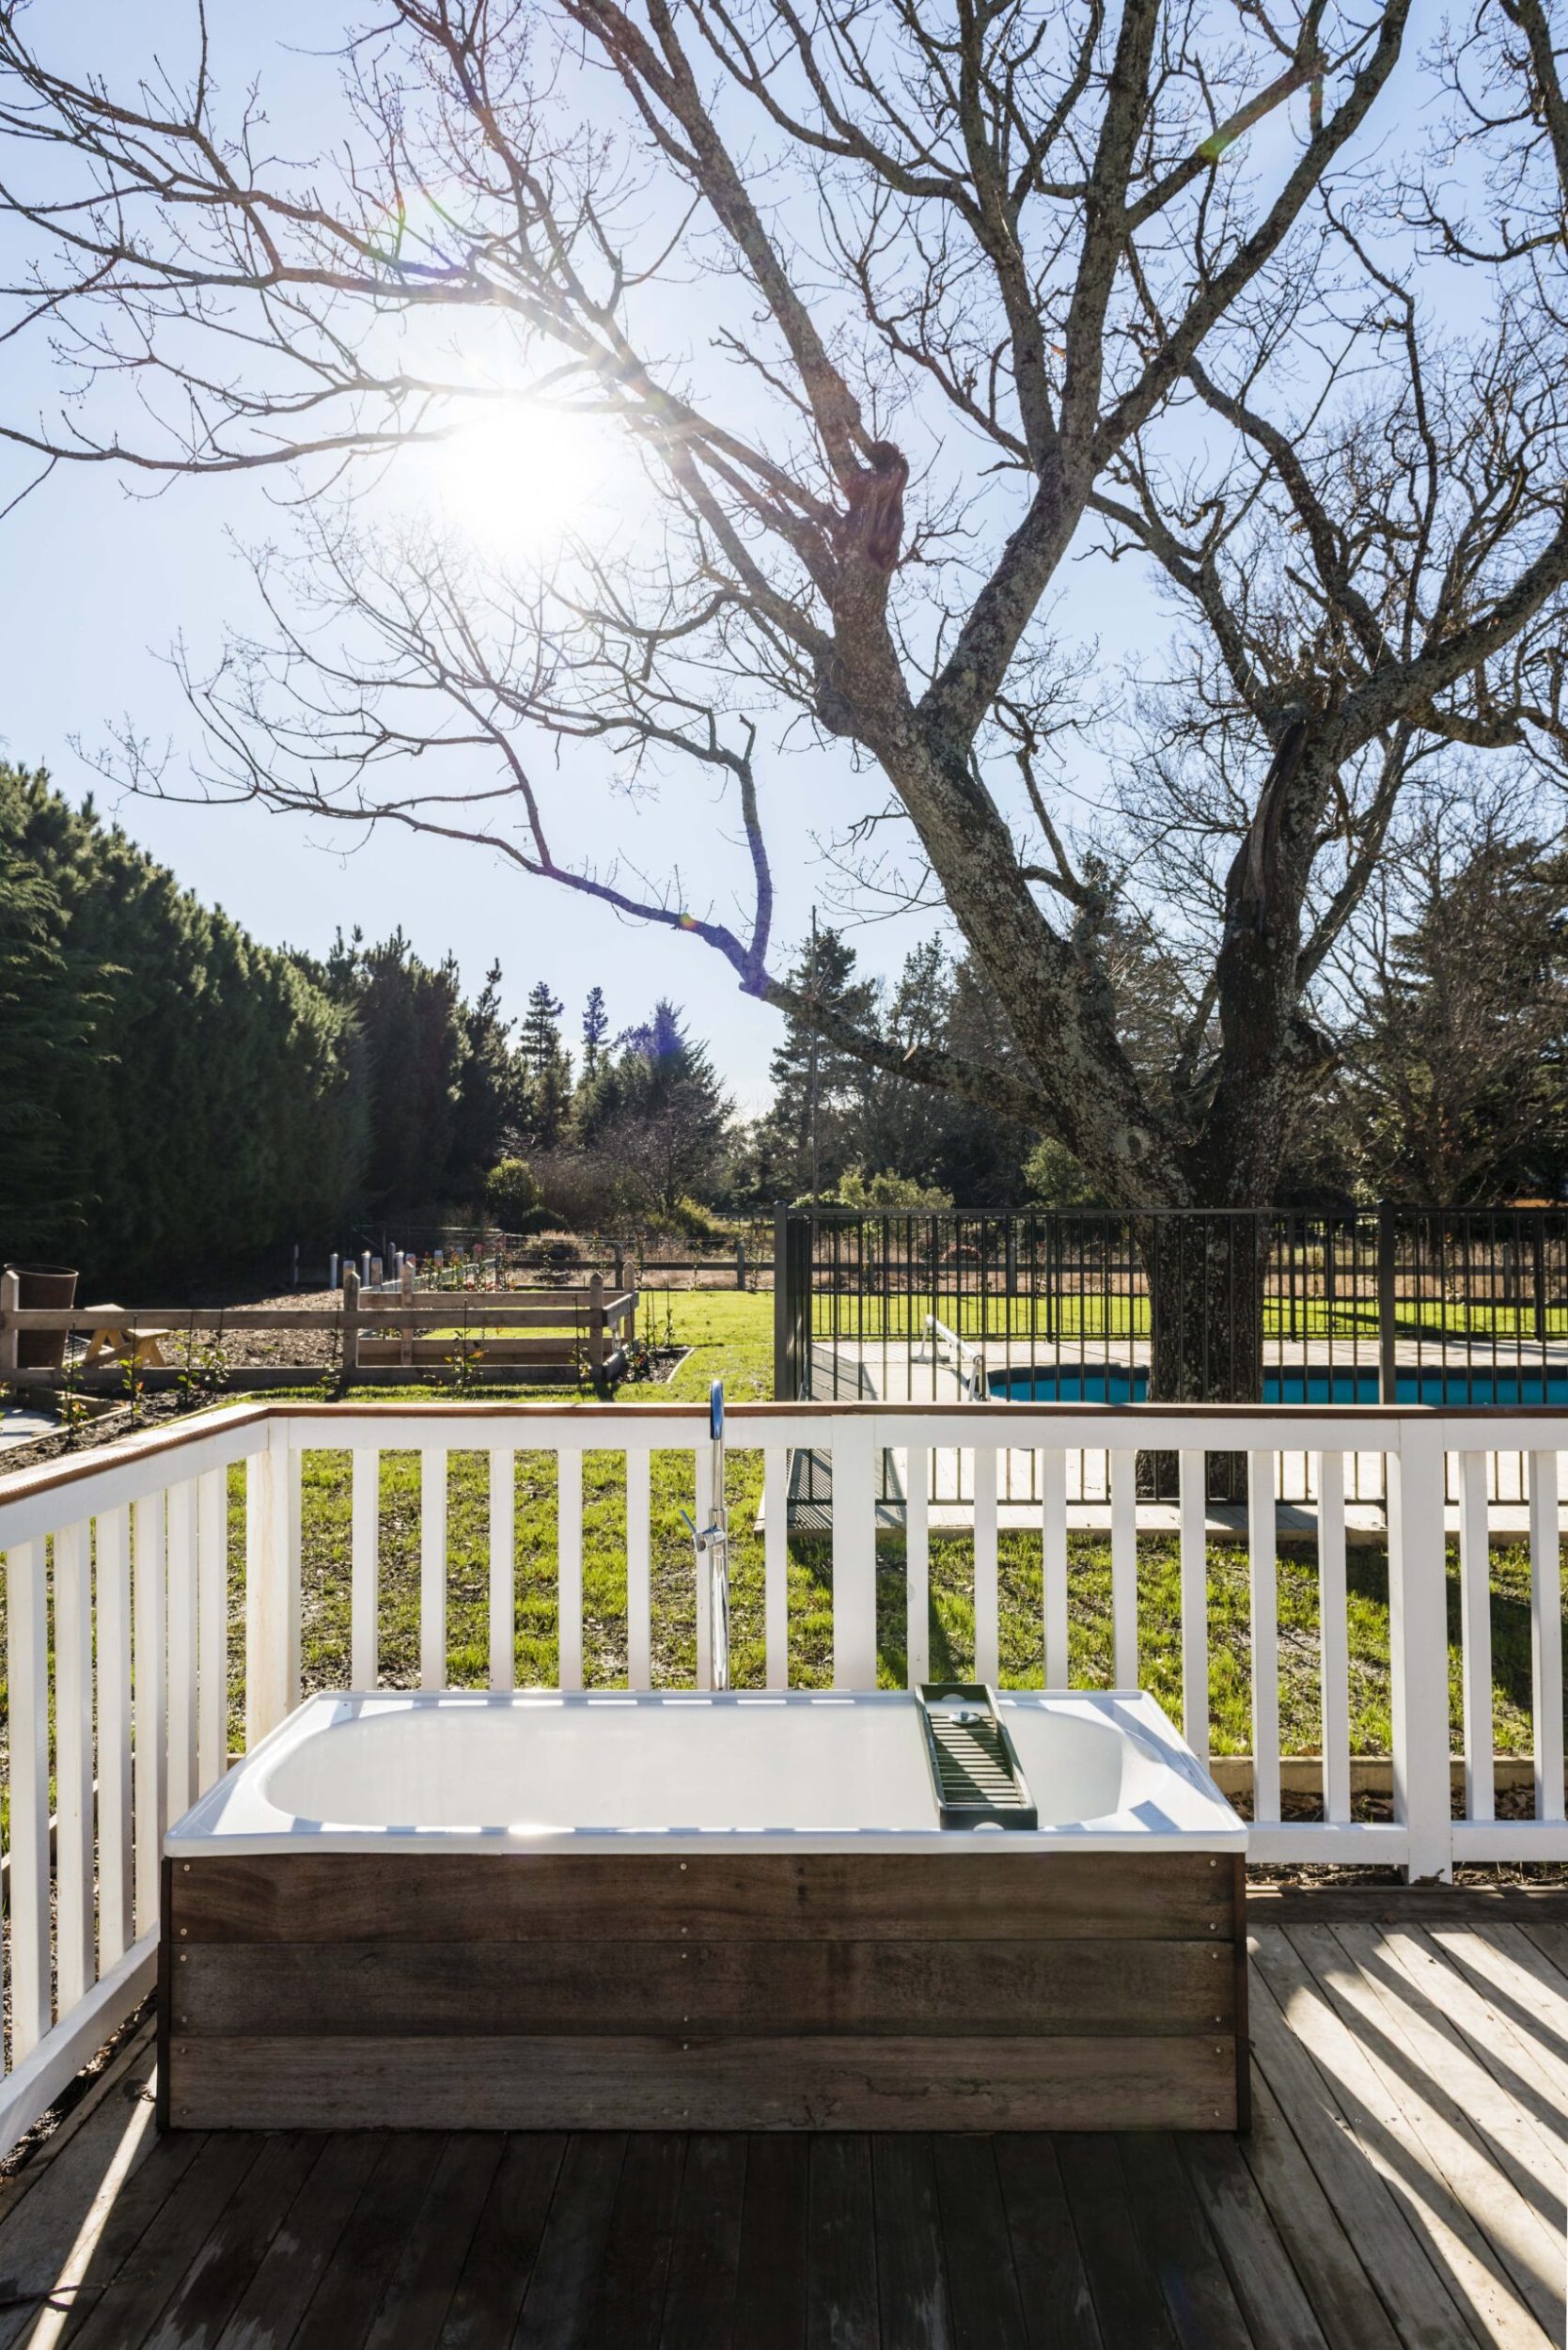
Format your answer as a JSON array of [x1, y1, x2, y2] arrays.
[[0, 1891, 1562, 2348]]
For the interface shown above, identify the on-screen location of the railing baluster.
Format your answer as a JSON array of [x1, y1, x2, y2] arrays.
[[974, 1443, 999, 1683], [1529, 1449, 1565, 1824], [95, 1504, 133, 1968], [420, 1447, 447, 1689], [904, 1445, 930, 1687], [55, 1521, 95, 2013], [489, 1449, 515, 1692], [245, 1433, 298, 1747], [132, 1494, 166, 1939], [1110, 1449, 1137, 1688], [1042, 1449, 1068, 1687], [557, 1448, 584, 1691], [1388, 1422, 1452, 1883], [1315, 1451, 1350, 1825], [1247, 1451, 1279, 1827], [832, 1416, 877, 1688], [1458, 1450, 1494, 1824], [763, 1446, 789, 1690], [165, 1480, 197, 1822], [626, 1449, 652, 1690], [6, 1539, 50, 2061], [351, 1448, 380, 1689], [1178, 1449, 1209, 1763], [196, 1467, 227, 1794]]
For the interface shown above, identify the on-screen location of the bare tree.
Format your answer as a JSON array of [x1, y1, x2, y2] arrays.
[[0, 0, 1418, 1221]]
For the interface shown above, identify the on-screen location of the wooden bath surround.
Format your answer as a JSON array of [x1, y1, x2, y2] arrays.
[[159, 1849, 1248, 2133]]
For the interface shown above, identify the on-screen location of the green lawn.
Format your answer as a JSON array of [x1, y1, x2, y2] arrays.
[[2, 1287, 1561, 1812], [803, 1292, 1568, 1345]]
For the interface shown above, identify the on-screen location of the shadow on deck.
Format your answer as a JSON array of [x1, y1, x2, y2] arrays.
[[0, 1888, 1562, 2348]]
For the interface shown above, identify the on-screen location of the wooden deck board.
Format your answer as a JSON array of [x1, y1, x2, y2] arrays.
[[0, 1918, 1559, 2350]]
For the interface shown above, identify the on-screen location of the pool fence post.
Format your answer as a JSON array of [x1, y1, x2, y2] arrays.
[[773, 1205, 790, 1401], [0, 1267, 17, 1379], [1377, 1201, 1398, 1405]]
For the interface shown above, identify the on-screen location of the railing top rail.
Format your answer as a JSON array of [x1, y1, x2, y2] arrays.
[[0, 1399, 272, 1525], [5, 1390, 1568, 1519]]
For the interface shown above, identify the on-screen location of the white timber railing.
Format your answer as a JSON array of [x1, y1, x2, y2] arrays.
[[0, 1396, 1564, 2154]]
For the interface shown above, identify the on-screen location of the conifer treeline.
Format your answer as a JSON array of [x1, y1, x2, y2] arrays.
[[0, 767, 736, 1284], [0, 765, 363, 1288]]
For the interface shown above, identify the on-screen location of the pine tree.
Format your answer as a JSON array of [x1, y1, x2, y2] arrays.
[[581, 985, 609, 1078], [513, 979, 572, 1148], [614, 1001, 731, 1213], [450, 961, 514, 1192], [314, 931, 467, 1212], [760, 926, 879, 1196]]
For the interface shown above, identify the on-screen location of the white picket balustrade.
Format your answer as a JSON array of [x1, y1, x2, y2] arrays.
[[1, 1392, 1567, 2157]]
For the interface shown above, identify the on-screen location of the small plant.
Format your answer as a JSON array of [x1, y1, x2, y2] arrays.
[[447, 1335, 484, 1394], [118, 1348, 146, 1423], [176, 1337, 231, 1409], [53, 1348, 87, 1445]]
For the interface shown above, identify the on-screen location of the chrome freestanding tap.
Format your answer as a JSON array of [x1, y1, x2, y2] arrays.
[[686, 1377, 730, 1690]]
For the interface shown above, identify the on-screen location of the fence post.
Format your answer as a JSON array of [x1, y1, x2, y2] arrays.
[[1532, 1215, 1547, 1348], [342, 1266, 360, 1380], [1377, 1201, 1398, 1404], [0, 1265, 17, 1379], [736, 1239, 746, 1292], [1387, 1419, 1452, 1883], [329, 1251, 339, 1292], [588, 1274, 605, 1385], [773, 1205, 790, 1400], [245, 1424, 300, 1747]]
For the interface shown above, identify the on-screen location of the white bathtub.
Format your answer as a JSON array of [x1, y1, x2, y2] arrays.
[[165, 1687, 1245, 1857]]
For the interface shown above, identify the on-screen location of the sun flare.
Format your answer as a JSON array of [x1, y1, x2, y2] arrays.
[[432, 404, 620, 556]]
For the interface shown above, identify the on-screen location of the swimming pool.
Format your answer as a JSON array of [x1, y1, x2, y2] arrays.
[[988, 1363, 1568, 1405]]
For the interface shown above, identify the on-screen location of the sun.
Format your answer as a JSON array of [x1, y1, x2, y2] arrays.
[[431, 404, 623, 556]]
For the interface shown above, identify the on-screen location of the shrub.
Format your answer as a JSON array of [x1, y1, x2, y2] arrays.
[[485, 1155, 547, 1231]]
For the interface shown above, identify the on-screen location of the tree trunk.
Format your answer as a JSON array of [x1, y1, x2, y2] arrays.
[[1137, 1214, 1265, 1501]]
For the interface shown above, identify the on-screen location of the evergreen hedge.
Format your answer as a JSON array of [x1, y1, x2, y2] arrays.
[[0, 765, 367, 1289]]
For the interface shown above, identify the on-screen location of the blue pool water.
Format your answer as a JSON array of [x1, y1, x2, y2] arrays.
[[988, 1364, 1568, 1406]]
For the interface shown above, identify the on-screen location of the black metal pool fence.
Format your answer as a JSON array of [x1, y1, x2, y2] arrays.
[[774, 1202, 1568, 1409]]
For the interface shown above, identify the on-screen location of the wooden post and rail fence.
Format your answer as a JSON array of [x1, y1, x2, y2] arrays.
[[0, 1268, 636, 1391]]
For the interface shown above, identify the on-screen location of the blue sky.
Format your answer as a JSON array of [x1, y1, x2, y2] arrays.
[[0, 4, 1425, 1110]]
